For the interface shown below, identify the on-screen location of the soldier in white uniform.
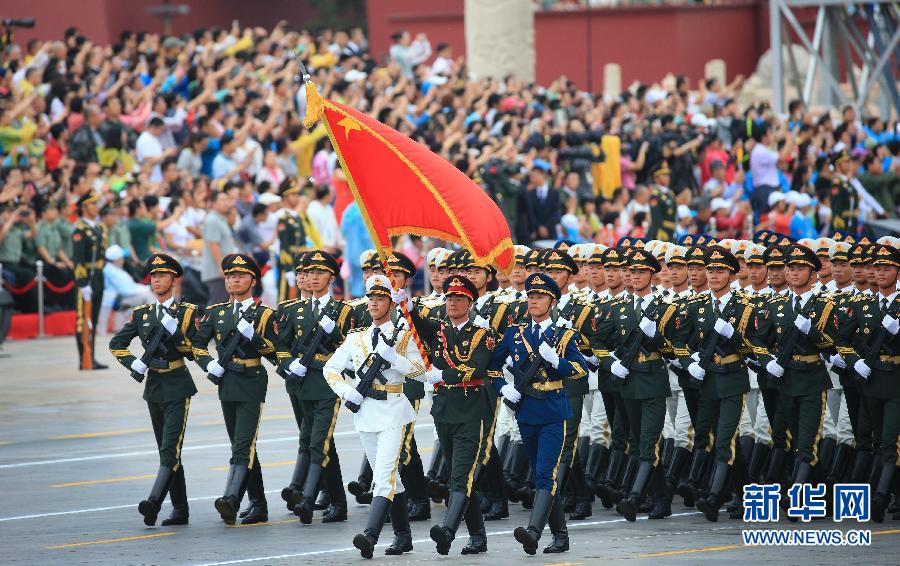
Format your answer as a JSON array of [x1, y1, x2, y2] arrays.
[[324, 275, 428, 559]]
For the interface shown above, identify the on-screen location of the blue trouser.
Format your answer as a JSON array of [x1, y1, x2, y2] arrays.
[[518, 420, 566, 494]]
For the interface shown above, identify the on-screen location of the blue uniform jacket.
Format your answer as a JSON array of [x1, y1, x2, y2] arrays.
[[489, 322, 587, 425]]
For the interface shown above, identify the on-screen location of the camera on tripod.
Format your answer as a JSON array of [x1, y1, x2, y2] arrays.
[[1, 18, 35, 28]]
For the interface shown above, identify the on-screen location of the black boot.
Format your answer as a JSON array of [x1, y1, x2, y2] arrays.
[[139, 466, 174, 526], [616, 461, 652, 522], [677, 449, 708, 507], [596, 449, 624, 508], [747, 443, 771, 484], [161, 467, 189, 526], [461, 491, 488, 555], [385, 492, 413, 555], [215, 464, 249, 525], [764, 448, 788, 484], [353, 496, 391, 559], [696, 461, 730, 522], [617, 454, 640, 504], [815, 437, 837, 482], [648, 466, 671, 519], [292, 462, 323, 524], [568, 460, 592, 520], [872, 462, 896, 523], [426, 440, 446, 501], [737, 436, 755, 473], [402, 459, 431, 521], [482, 454, 509, 520], [314, 489, 330, 511], [543, 497, 569, 554], [430, 491, 467, 555], [505, 442, 527, 502], [348, 458, 373, 498], [665, 446, 690, 495], [514, 488, 554, 556], [584, 443, 607, 494], [661, 438, 675, 470], [849, 450, 873, 483], [281, 451, 310, 511], [826, 444, 854, 484], [322, 458, 348, 523], [240, 462, 268, 525]]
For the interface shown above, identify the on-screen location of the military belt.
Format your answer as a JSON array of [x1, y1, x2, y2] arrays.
[[637, 352, 661, 362], [712, 353, 741, 364], [150, 359, 186, 373], [234, 357, 262, 367], [371, 382, 404, 394], [437, 379, 484, 390], [879, 355, 900, 364], [791, 354, 820, 363], [531, 380, 564, 392]]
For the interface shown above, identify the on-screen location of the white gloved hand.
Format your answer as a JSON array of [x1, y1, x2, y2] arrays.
[[130, 358, 148, 375], [671, 359, 683, 369], [207, 359, 225, 377], [425, 368, 444, 385], [237, 318, 255, 340], [794, 314, 812, 335], [611, 360, 630, 379], [345, 388, 364, 406], [854, 359, 871, 379], [829, 353, 847, 369], [318, 314, 336, 334], [538, 341, 560, 368], [473, 315, 490, 329], [714, 318, 734, 338], [391, 288, 407, 304], [766, 359, 784, 378], [80, 285, 92, 301], [160, 312, 179, 335], [639, 317, 656, 338], [882, 315, 899, 336], [585, 354, 599, 367], [688, 362, 706, 381], [285, 270, 296, 287], [288, 359, 307, 377], [691, 351, 700, 363], [500, 383, 522, 403], [376, 340, 398, 365], [556, 317, 573, 329]]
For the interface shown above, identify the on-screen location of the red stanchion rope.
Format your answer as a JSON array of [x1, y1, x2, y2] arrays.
[[2, 278, 76, 295]]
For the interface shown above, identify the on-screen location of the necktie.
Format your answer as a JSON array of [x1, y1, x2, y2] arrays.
[[156, 304, 162, 320], [713, 298, 722, 319], [312, 298, 320, 320], [882, 298, 889, 315], [635, 297, 642, 319], [794, 295, 802, 316], [372, 327, 381, 350]]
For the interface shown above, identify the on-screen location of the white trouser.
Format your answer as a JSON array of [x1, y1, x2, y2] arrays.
[[663, 390, 693, 450], [495, 401, 520, 443], [359, 425, 406, 500], [581, 389, 610, 447], [746, 388, 772, 445], [823, 388, 855, 445]]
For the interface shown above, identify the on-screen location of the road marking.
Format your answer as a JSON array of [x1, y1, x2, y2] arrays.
[[48, 532, 175, 549], [0, 424, 433, 469], [191, 511, 704, 565], [209, 460, 294, 472], [51, 474, 156, 488], [53, 427, 152, 440], [639, 544, 743, 557]]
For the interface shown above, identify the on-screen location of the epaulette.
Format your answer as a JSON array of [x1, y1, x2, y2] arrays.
[[207, 301, 230, 310], [348, 297, 367, 307], [179, 302, 197, 309], [769, 294, 790, 303], [346, 327, 367, 335], [278, 298, 301, 308], [848, 293, 868, 303], [686, 294, 708, 304], [134, 303, 153, 311]]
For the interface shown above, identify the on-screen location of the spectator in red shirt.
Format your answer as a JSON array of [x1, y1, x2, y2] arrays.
[[44, 123, 68, 171]]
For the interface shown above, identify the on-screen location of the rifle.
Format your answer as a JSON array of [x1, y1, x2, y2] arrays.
[[475, 295, 496, 322], [617, 298, 664, 371], [131, 305, 176, 383], [345, 322, 405, 413], [208, 304, 258, 385], [278, 299, 341, 379], [692, 298, 737, 386], [504, 325, 566, 411]]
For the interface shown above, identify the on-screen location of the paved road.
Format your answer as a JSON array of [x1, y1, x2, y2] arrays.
[[0, 336, 895, 565]]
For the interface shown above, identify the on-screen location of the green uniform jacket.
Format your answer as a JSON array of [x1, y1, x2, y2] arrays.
[[836, 293, 900, 400], [554, 297, 597, 397], [590, 293, 620, 393], [277, 212, 305, 271], [192, 301, 278, 403], [109, 301, 201, 402], [829, 176, 857, 232], [647, 185, 676, 241], [276, 296, 355, 400], [72, 220, 106, 287]]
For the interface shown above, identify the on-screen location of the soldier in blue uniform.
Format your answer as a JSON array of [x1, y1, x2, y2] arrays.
[[489, 273, 587, 555]]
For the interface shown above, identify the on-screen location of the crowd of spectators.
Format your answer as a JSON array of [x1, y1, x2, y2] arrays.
[[0, 21, 898, 322]]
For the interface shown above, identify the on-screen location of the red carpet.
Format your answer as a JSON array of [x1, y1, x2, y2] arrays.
[[9, 311, 77, 340]]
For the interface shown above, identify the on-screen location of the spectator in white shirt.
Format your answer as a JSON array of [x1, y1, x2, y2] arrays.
[[306, 184, 343, 254], [430, 43, 454, 77], [389, 31, 431, 78], [135, 117, 173, 183]]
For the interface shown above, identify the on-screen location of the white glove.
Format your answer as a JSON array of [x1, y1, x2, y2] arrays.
[[829, 354, 847, 369], [714, 318, 734, 338], [207, 359, 225, 377], [473, 315, 490, 329], [854, 359, 871, 379], [391, 288, 407, 304], [160, 312, 178, 335], [288, 359, 307, 377], [611, 360, 630, 379], [285, 270, 296, 287], [671, 359, 683, 369], [688, 362, 706, 381], [556, 317, 573, 329], [500, 383, 522, 403], [538, 341, 560, 368], [639, 317, 656, 338], [80, 285, 92, 301], [766, 359, 784, 378], [345, 388, 364, 406], [425, 368, 444, 385], [691, 351, 700, 362], [585, 354, 599, 367], [237, 318, 255, 340], [505, 355, 513, 369], [130, 358, 148, 375], [794, 314, 811, 335], [882, 315, 899, 336], [376, 340, 398, 365], [318, 314, 336, 334]]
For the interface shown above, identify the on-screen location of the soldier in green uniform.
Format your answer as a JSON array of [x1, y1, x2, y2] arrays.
[[751, 244, 837, 494], [408, 275, 496, 555], [599, 249, 679, 522], [72, 191, 107, 370], [647, 163, 677, 241], [276, 178, 307, 303], [836, 243, 900, 522], [191, 254, 279, 525], [829, 150, 858, 233], [670, 246, 754, 522], [109, 254, 200, 526], [278, 250, 355, 524]]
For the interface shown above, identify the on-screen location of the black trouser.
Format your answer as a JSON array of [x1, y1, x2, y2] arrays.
[[435, 420, 486, 495], [622, 397, 666, 464]]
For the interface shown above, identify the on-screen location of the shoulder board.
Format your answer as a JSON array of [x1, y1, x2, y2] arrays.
[[258, 304, 276, 313], [278, 298, 300, 308], [133, 304, 153, 311], [770, 295, 790, 303], [179, 302, 197, 309], [346, 327, 367, 335], [849, 294, 869, 303], [207, 301, 230, 310], [686, 294, 708, 304]]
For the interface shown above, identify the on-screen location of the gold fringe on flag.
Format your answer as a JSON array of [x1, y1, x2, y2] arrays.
[[303, 82, 324, 129]]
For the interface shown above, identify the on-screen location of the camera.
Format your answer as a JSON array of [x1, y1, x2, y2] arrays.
[[2, 18, 35, 28]]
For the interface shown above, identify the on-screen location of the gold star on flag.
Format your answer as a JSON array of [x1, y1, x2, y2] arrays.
[[338, 116, 362, 140]]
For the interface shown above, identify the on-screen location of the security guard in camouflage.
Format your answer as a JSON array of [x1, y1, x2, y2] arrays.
[[73, 191, 107, 370], [276, 178, 307, 302], [191, 253, 279, 525], [109, 253, 200, 527]]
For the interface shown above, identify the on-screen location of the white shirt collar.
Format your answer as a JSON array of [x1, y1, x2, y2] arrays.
[[878, 290, 898, 304], [82, 217, 96, 227], [532, 317, 553, 334], [634, 292, 654, 309], [233, 297, 255, 312], [711, 290, 733, 309], [157, 296, 176, 309], [312, 293, 331, 309], [374, 319, 395, 335], [793, 289, 815, 308], [614, 289, 629, 299]]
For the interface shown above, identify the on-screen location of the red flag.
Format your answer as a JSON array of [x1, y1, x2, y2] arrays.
[[308, 96, 514, 272]]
